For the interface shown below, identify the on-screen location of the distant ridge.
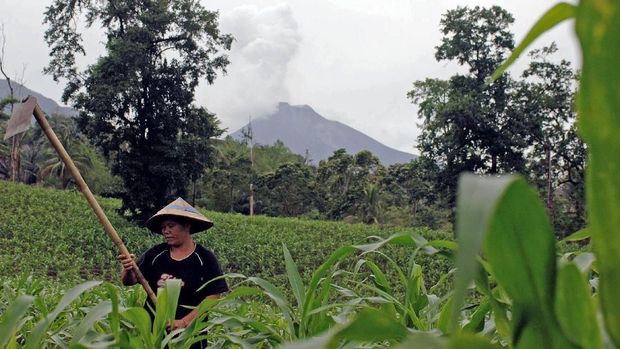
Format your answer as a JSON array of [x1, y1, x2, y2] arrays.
[[0, 79, 76, 117], [231, 102, 415, 166]]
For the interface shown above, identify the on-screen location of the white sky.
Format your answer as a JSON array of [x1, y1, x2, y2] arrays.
[[0, 0, 579, 153]]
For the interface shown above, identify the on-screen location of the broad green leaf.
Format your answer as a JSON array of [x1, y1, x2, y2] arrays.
[[0, 295, 34, 348], [283, 244, 306, 309], [437, 296, 453, 334], [562, 228, 591, 242], [451, 174, 516, 333], [153, 279, 181, 343], [24, 280, 101, 349], [301, 245, 356, 336], [575, 0, 620, 345], [555, 262, 603, 349], [69, 300, 113, 346], [354, 232, 421, 253], [491, 2, 577, 80], [325, 308, 408, 349], [247, 276, 296, 338], [484, 177, 575, 349], [463, 297, 491, 334], [104, 283, 121, 339], [122, 307, 154, 348]]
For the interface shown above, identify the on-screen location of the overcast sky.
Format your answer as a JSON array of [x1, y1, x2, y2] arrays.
[[0, 0, 579, 154]]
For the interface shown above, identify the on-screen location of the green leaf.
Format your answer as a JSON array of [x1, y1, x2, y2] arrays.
[[484, 177, 575, 349], [301, 245, 356, 336], [121, 307, 154, 348], [325, 308, 408, 348], [69, 300, 113, 346], [450, 174, 516, 333], [24, 280, 101, 349], [555, 262, 603, 349], [575, 0, 620, 345], [491, 2, 577, 80], [283, 244, 306, 309], [562, 228, 591, 242], [247, 276, 296, 338], [462, 298, 491, 334], [0, 295, 34, 348]]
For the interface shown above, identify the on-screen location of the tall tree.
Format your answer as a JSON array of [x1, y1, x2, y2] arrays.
[[203, 137, 252, 213], [44, 0, 231, 221], [382, 156, 440, 226], [317, 149, 383, 220], [408, 6, 532, 203], [518, 44, 585, 234], [254, 162, 317, 217]]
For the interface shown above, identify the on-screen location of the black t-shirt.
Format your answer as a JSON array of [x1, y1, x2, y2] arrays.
[[137, 243, 229, 319]]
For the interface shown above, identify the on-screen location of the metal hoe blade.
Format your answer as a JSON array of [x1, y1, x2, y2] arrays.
[[3, 96, 36, 140]]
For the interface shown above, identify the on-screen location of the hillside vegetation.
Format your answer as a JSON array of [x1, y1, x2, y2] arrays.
[[0, 180, 451, 287]]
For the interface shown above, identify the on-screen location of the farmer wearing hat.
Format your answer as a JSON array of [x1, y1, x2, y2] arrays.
[[118, 198, 228, 345]]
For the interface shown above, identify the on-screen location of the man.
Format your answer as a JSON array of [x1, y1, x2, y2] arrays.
[[119, 197, 228, 347]]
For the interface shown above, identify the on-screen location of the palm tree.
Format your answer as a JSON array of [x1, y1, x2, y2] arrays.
[[39, 116, 93, 189], [362, 182, 382, 224]]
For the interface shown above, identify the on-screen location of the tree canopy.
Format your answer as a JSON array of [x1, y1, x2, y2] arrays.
[[43, 0, 232, 221]]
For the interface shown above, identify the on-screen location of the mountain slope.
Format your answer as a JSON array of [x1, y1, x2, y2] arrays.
[[231, 102, 415, 166], [0, 79, 76, 117]]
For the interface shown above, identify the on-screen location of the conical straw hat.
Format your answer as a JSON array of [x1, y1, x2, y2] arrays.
[[145, 198, 213, 234]]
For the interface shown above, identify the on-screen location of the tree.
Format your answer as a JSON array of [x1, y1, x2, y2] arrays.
[[44, 0, 231, 222], [517, 43, 585, 235], [39, 116, 94, 189], [408, 6, 533, 203], [317, 149, 383, 221], [255, 162, 317, 217], [202, 137, 252, 213], [382, 156, 441, 226]]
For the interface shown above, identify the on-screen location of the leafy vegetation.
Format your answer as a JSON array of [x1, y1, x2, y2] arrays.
[[1, 1, 615, 348], [0, 180, 452, 287], [44, 0, 231, 222]]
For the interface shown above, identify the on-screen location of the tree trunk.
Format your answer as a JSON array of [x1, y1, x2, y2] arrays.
[[249, 183, 254, 216], [10, 135, 21, 182], [545, 144, 555, 220]]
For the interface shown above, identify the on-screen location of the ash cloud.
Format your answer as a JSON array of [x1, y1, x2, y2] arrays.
[[198, 3, 301, 133]]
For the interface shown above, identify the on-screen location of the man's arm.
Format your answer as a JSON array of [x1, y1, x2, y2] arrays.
[[118, 253, 139, 286]]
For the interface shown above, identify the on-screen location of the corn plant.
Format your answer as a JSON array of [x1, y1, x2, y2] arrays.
[[285, 0, 620, 347], [202, 232, 453, 348]]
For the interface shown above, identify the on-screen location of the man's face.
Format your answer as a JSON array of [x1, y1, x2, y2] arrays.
[[160, 219, 191, 246]]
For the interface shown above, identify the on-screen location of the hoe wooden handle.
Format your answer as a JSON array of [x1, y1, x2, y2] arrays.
[[31, 98, 157, 304]]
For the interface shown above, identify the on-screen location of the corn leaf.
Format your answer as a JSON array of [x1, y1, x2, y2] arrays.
[[24, 280, 101, 349], [283, 244, 306, 310], [575, 0, 620, 345], [450, 174, 516, 333], [484, 177, 575, 349], [555, 262, 603, 349], [0, 295, 34, 348]]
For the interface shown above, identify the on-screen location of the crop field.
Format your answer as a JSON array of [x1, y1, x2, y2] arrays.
[[0, 180, 458, 347], [0, 181, 452, 286]]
